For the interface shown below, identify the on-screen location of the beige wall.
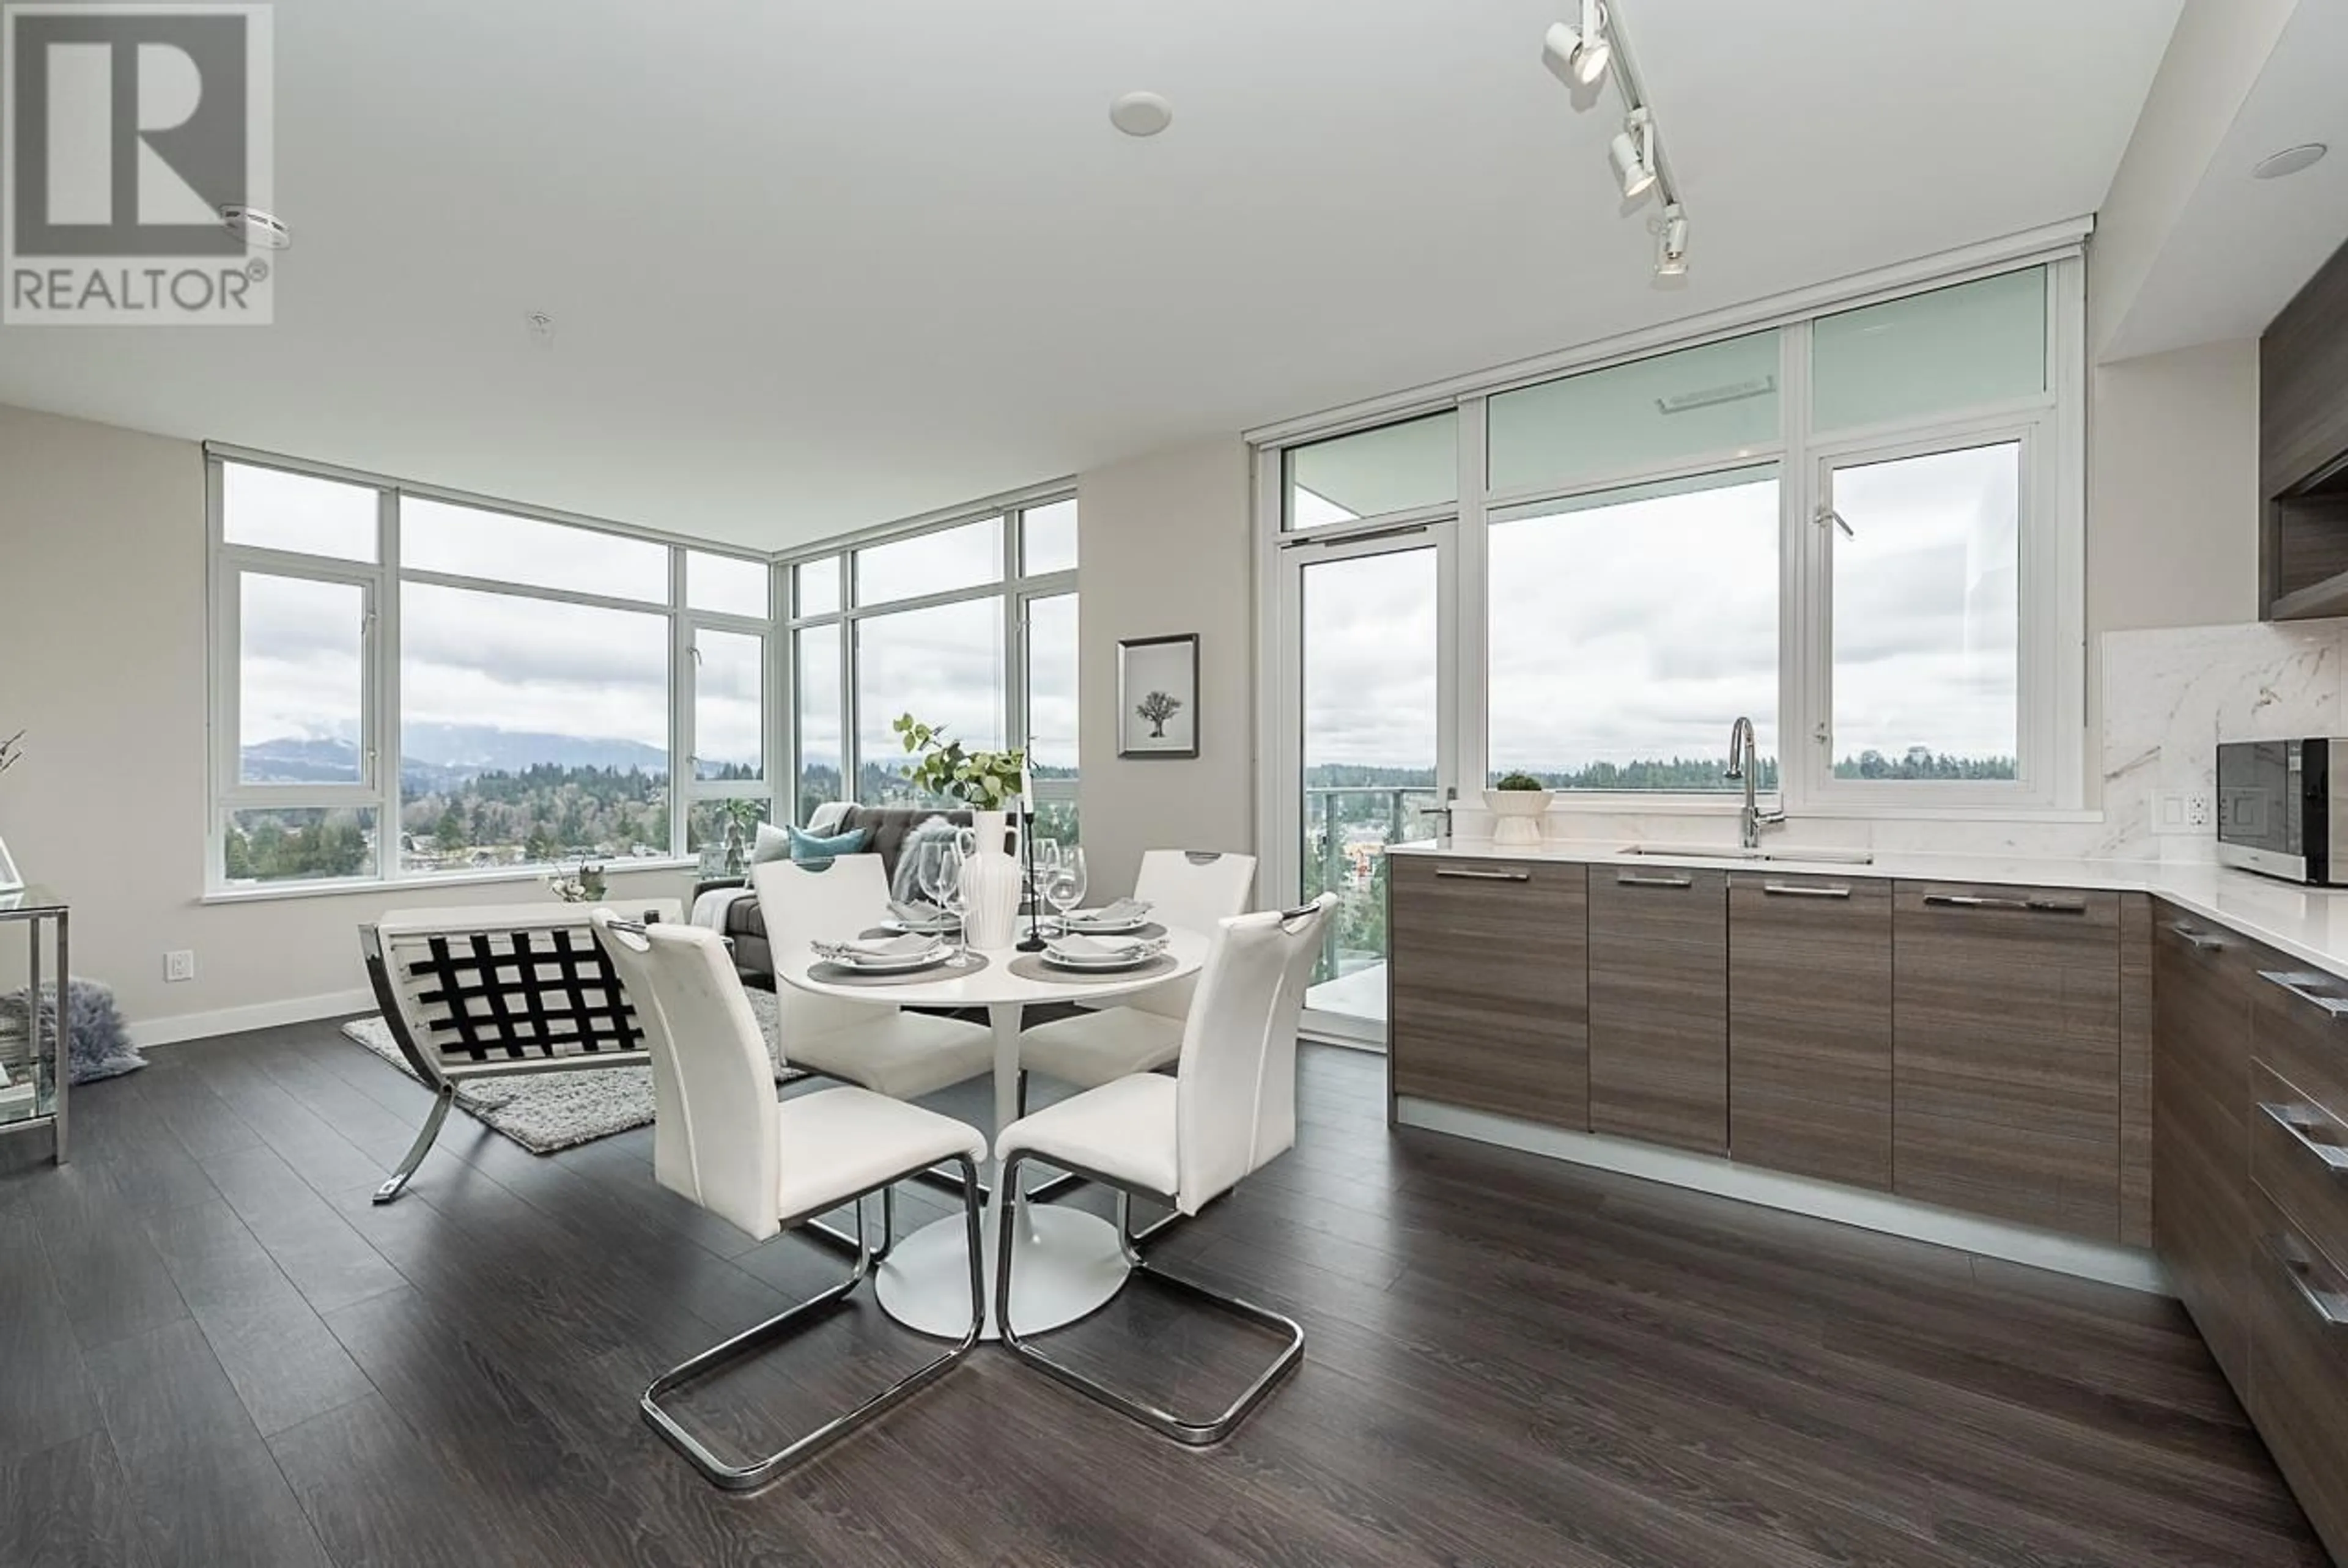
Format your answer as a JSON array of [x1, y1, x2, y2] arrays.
[[0, 402, 688, 1041], [1075, 436, 1257, 901]]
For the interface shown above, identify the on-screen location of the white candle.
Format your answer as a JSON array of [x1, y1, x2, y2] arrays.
[[1019, 763, 1035, 815]]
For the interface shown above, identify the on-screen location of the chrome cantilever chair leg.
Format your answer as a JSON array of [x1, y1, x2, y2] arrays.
[[373, 1082, 456, 1205], [994, 1153, 1304, 1447], [800, 1184, 898, 1263], [642, 1155, 986, 1492]]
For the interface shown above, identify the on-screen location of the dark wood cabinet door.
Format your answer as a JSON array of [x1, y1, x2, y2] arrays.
[[1589, 867, 1728, 1155], [1388, 856, 1589, 1130], [2150, 905, 2256, 1394], [1727, 872, 1892, 1190], [2244, 1186, 2348, 1566], [1891, 882, 2122, 1239]]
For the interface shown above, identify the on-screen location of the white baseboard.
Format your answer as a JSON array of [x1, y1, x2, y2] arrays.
[[132, 987, 376, 1049], [1395, 1096, 2171, 1297]]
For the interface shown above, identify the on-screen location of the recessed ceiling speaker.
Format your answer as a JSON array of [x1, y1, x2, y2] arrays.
[[1110, 92, 1173, 138], [2253, 144, 2328, 180]]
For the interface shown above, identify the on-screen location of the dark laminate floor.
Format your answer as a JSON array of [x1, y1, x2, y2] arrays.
[[0, 1021, 2328, 1567]]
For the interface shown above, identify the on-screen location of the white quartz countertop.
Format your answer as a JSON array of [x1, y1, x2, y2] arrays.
[[1389, 838, 2348, 984]]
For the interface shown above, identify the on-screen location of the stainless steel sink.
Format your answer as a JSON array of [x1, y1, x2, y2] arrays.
[[1618, 843, 1875, 866]]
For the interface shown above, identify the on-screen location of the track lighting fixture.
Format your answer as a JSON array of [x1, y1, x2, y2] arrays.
[[1608, 108, 1656, 200], [1655, 204, 1689, 277], [1541, 0, 1612, 87], [1543, 1, 1687, 281]]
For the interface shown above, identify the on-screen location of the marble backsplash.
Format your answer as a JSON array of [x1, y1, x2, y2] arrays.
[[1453, 617, 2348, 863]]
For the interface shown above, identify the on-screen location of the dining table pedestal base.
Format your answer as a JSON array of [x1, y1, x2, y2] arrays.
[[876, 1204, 1129, 1342]]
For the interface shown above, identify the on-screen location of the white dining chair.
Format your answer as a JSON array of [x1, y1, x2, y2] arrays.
[[751, 854, 995, 1242], [991, 893, 1336, 1446], [590, 913, 986, 1492], [1017, 849, 1258, 1103]]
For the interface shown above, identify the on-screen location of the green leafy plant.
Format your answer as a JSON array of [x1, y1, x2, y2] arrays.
[[1493, 771, 1548, 792], [545, 861, 609, 904], [892, 714, 1025, 810]]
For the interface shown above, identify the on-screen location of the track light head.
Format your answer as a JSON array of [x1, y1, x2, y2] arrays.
[[1542, 0, 1612, 87], [1655, 204, 1689, 277], [1609, 107, 1656, 200]]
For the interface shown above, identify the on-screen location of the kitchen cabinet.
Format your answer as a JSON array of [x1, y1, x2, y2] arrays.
[[1892, 882, 2123, 1240], [1726, 870, 1893, 1190], [1589, 867, 1728, 1155], [2150, 907, 2256, 1392], [1387, 855, 1589, 1130]]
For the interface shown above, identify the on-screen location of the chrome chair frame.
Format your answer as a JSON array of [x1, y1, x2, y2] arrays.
[[992, 1152, 1303, 1446], [642, 1152, 986, 1491]]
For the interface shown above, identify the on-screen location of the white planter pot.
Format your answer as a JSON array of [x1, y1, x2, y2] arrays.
[[1483, 790, 1552, 847], [957, 809, 1024, 949]]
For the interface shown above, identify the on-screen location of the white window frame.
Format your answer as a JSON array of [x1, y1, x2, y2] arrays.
[[205, 448, 777, 897], [1251, 241, 2089, 843], [778, 482, 1080, 819]]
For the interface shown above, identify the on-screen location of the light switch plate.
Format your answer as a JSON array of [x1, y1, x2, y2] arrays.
[[164, 950, 196, 983]]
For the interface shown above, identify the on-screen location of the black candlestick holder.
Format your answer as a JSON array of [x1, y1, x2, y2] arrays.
[[1016, 805, 1048, 952]]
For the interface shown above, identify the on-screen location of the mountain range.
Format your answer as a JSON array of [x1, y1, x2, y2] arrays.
[[240, 724, 674, 790]]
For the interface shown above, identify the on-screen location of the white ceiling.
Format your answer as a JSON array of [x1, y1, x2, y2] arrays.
[[0, 0, 2184, 550], [2102, 0, 2348, 361]]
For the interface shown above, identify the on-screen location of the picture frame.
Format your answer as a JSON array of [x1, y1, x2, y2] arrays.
[[1117, 633, 1200, 759]]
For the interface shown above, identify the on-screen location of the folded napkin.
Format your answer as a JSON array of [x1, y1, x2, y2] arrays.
[[888, 899, 952, 926], [1062, 897, 1153, 927], [1046, 932, 1167, 963], [811, 932, 944, 963]]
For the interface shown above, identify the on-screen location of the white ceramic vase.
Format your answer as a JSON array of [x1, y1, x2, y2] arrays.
[[956, 809, 1024, 949], [1484, 789, 1552, 847]]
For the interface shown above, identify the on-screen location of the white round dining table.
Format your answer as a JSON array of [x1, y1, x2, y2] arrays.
[[774, 925, 1208, 1341]]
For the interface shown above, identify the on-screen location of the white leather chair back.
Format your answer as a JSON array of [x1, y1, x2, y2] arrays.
[[1171, 894, 1337, 1212], [591, 915, 782, 1242], [1126, 850, 1259, 1022], [752, 854, 897, 1040]]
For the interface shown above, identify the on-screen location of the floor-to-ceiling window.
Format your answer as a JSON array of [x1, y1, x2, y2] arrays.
[[1260, 254, 2084, 1043], [784, 491, 1080, 836], [210, 457, 775, 889]]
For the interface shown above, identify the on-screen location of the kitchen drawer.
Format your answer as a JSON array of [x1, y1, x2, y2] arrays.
[[2152, 905, 2258, 1394], [2253, 1060, 2348, 1283], [1727, 871, 1892, 1190], [1590, 866, 1728, 1155], [1892, 882, 2121, 1239], [1389, 856, 1589, 1130], [2245, 1185, 2348, 1562], [2253, 965, 2348, 1133]]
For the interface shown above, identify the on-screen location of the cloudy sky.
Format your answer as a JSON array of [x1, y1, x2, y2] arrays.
[[237, 441, 2015, 795]]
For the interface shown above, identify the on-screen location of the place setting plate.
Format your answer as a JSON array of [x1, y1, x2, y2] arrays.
[[809, 933, 986, 985], [1009, 933, 1176, 984]]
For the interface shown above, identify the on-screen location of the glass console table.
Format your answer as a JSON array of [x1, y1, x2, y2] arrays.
[[0, 885, 68, 1163]]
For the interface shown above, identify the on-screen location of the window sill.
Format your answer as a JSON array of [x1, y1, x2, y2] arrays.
[[1504, 798, 2101, 826], [200, 857, 698, 906]]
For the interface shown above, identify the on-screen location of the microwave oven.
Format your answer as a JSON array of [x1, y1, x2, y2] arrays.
[[2215, 738, 2348, 885]]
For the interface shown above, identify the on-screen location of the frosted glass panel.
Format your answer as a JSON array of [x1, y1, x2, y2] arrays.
[[1287, 412, 1456, 528], [1812, 268, 2045, 432], [1489, 331, 1781, 496]]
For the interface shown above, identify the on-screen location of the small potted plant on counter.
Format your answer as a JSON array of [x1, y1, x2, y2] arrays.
[[1485, 771, 1554, 847]]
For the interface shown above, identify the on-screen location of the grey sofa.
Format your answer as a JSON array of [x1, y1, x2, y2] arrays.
[[698, 804, 972, 982]]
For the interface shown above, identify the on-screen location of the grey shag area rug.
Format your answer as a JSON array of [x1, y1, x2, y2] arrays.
[[340, 987, 799, 1155]]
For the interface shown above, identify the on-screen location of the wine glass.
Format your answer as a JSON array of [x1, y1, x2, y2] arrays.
[[921, 843, 967, 964], [1045, 845, 1088, 931], [1032, 839, 1062, 929]]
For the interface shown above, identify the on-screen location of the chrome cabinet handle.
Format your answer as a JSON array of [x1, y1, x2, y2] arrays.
[[2166, 921, 2226, 952], [1617, 873, 1694, 889], [1922, 894, 2088, 915], [2261, 1102, 2348, 1174], [2259, 970, 2348, 1019], [2265, 1232, 2348, 1329], [1434, 866, 1532, 882], [1762, 883, 1852, 899]]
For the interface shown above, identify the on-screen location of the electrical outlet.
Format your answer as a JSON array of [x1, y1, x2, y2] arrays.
[[2152, 790, 2215, 834], [164, 950, 196, 983]]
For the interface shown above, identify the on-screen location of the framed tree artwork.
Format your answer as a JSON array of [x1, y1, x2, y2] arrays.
[[1117, 633, 1200, 759]]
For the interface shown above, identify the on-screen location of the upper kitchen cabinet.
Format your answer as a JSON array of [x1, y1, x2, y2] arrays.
[[2262, 236, 2348, 620]]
